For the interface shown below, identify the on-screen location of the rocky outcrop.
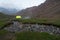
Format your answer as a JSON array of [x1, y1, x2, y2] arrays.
[[17, 0, 60, 19], [4, 21, 60, 35]]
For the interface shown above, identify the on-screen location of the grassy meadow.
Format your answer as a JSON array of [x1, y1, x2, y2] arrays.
[[0, 13, 60, 40]]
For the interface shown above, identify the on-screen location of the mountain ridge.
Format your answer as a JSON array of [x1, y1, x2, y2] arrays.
[[0, 7, 18, 15]]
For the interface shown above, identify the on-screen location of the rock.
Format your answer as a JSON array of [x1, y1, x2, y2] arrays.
[[4, 21, 60, 35]]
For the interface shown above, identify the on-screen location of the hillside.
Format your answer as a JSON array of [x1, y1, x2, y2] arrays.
[[17, 0, 60, 19], [0, 12, 14, 27], [36, 0, 60, 19]]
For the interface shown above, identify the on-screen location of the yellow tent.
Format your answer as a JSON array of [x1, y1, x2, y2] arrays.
[[16, 16, 22, 19]]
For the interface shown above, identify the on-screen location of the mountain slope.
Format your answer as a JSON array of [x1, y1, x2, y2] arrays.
[[36, 0, 60, 18], [17, 0, 60, 19], [0, 7, 17, 15]]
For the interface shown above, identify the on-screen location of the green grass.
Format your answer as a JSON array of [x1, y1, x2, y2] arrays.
[[0, 12, 14, 27], [0, 18, 9, 27], [0, 31, 60, 40], [16, 18, 60, 27], [16, 32, 60, 40]]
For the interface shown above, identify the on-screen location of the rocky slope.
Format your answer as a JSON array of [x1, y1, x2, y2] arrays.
[[17, 0, 60, 19]]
